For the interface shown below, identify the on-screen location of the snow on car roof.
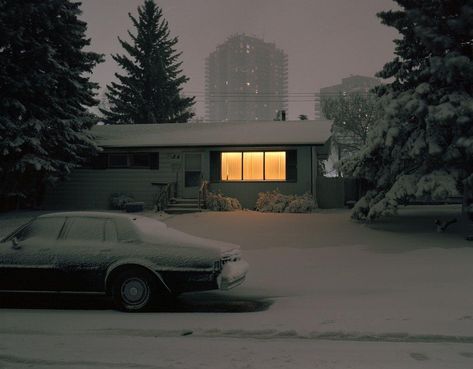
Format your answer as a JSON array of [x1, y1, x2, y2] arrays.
[[91, 120, 332, 148]]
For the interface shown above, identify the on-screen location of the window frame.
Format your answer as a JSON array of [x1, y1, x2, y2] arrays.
[[220, 150, 288, 182], [90, 152, 159, 170]]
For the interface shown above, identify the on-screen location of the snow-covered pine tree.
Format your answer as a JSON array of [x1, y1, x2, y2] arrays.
[[101, 0, 195, 124], [0, 0, 103, 207], [345, 0, 473, 221]]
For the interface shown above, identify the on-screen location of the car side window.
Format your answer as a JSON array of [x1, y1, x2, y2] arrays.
[[104, 220, 118, 242], [15, 217, 65, 241], [66, 218, 105, 242]]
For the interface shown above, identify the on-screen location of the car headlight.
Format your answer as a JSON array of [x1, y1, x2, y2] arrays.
[[214, 249, 241, 273], [221, 249, 241, 265]]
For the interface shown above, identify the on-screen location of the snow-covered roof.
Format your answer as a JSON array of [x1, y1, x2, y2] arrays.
[[91, 120, 332, 148]]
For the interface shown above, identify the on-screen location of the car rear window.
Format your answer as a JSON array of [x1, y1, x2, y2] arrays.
[[131, 216, 167, 237]]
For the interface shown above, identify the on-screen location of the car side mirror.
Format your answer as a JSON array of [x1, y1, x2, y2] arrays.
[[11, 237, 21, 250]]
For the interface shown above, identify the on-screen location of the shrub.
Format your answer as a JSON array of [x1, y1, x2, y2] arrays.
[[206, 191, 242, 211], [110, 193, 134, 210], [256, 189, 316, 213]]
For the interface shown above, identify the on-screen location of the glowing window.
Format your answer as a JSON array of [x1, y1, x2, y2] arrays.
[[265, 152, 286, 180], [221, 152, 242, 180], [243, 152, 263, 180], [221, 152, 287, 181]]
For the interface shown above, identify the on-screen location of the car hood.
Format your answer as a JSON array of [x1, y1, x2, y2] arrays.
[[139, 226, 240, 256]]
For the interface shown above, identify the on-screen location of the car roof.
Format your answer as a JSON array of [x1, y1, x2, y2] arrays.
[[38, 211, 138, 220]]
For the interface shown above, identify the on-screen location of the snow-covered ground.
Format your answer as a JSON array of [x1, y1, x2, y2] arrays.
[[1, 205, 473, 368]]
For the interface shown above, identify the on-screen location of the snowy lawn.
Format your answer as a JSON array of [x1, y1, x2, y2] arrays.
[[1, 205, 473, 368]]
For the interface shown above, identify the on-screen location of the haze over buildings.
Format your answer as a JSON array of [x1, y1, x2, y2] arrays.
[[315, 75, 380, 119], [79, 0, 398, 120], [205, 34, 288, 122]]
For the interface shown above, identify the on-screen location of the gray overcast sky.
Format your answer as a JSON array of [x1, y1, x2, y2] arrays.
[[80, 0, 399, 120]]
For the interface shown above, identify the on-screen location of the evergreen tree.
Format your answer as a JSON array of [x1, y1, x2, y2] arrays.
[[102, 0, 195, 124], [0, 0, 103, 206], [345, 0, 473, 221]]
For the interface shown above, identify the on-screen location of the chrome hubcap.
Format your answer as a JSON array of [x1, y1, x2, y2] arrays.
[[121, 277, 149, 306]]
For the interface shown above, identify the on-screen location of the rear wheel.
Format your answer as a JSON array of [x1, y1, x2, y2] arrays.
[[112, 269, 158, 312]]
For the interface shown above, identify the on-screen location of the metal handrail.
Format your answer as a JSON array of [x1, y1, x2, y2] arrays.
[[198, 180, 209, 210], [153, 182, 176, 212]]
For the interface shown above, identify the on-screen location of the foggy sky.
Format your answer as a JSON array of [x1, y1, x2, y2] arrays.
[[80, 0, 399, 120]]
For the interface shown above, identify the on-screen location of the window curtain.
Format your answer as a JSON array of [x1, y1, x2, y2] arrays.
[[265, 151, 286, 180], [243, 152, 263, 180], [221, 152, 242, 180]]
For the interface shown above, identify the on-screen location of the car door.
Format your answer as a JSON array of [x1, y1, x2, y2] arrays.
[[55, 217, 120, 292], [0, 217, 65, 291]]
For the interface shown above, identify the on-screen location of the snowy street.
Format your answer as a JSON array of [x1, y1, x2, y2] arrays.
[[1, 205, 473, 368]]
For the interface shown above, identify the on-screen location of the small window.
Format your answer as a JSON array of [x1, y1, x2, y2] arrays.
[[109, 154, 128, 168], [66, 218, 104, 242], [15, 217, 65, 241], [130, 153, 150, 168]]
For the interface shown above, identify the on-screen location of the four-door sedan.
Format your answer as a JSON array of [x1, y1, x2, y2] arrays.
[[0, 212, 249, 311]]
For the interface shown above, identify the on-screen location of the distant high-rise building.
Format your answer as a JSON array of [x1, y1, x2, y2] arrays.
[[314, 75, 380, 119], [205, 34, 288, 122]]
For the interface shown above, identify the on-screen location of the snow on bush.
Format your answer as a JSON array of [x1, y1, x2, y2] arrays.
[[255, 189, 316, 213], [110, 193, 135, 210], [351, 171, 460, 221], [206, 191, 242, 211]]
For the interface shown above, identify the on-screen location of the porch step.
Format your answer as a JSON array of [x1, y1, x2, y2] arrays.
[[165, 198, 200, 214]]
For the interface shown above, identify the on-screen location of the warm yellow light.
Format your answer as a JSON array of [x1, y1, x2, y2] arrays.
[[265, 152, 286, 180], [243, 152, 263, 180], [221, 152, 242, 180]]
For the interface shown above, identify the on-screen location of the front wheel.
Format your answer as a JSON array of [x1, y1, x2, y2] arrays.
[[112, 269, 157, 312]]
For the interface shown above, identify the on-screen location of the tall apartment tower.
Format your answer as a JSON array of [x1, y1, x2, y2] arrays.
[[205, 34, 288, 122], [314, 75, 380, 119]]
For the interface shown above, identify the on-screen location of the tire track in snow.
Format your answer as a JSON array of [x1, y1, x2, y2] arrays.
[[92, 328, 473, 344], [0, 354, 159, 368]]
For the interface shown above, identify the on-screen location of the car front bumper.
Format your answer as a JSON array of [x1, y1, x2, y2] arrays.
[[217, 260, 249, 290]]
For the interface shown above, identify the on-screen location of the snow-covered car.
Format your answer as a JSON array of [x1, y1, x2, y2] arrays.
[[0, 212, 249, 311]]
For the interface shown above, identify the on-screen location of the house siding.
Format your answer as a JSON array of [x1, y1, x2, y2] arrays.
[[43, 145, 325, 210], [43, 148, 186, 210], [207, 146, 312, 209]]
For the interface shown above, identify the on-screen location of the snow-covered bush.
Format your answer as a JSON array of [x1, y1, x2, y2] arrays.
[[110, 193, 135, 210], [285, 193, 317, 213], [206, 191, 242, 211], [256, 189, 316, 213]]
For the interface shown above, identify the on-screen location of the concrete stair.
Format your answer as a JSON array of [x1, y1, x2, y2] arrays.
[[165, 198, 201, 214]]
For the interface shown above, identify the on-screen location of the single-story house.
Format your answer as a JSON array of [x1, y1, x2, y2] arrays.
[[44, 120, 336, 210]]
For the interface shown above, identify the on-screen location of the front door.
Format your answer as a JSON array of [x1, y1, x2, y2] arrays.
[[182, 152, 202, 198]]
